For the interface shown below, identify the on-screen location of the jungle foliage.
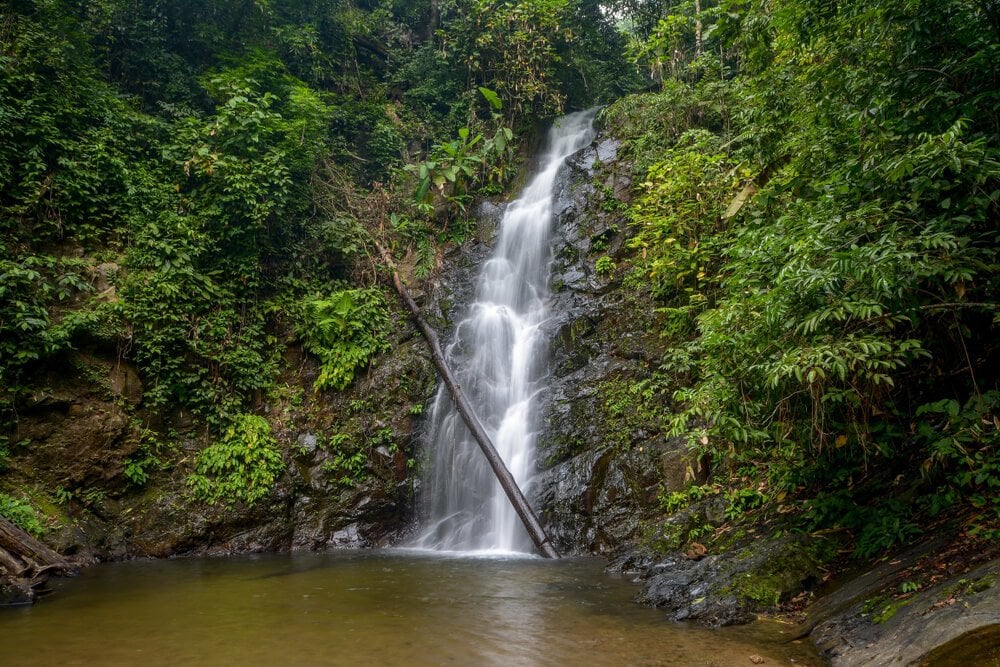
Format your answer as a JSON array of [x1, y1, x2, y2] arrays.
[[606, 0, 999, 550], [187, 414, 286, 507], [0, 0, 628, 507], [0, 0, 995, 548]]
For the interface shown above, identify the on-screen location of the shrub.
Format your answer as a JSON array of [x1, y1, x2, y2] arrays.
[[187, 415, 285, 507], [0, 494, 44, 537]]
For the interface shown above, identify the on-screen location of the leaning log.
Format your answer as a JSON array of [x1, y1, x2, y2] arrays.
[[376, 243, 560, 559]]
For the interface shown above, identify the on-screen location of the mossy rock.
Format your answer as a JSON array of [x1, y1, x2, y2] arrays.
[[640, 533, 826, 626], [727, 537, 824, 607]]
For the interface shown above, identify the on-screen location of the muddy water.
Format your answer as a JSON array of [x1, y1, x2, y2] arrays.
[[0, 551, 822, 666]]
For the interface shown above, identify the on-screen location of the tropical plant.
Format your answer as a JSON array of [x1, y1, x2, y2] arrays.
[[187, 414, 285, 507], [296, 289, 392, 391]]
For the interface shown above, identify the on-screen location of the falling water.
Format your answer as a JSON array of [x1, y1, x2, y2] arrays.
[[415, 110, 596, 554]]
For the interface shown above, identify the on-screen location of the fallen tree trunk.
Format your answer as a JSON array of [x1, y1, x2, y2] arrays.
[[376, 243, 560, 559], [0, 516, 77, 605], [0, 518, 74, 571]]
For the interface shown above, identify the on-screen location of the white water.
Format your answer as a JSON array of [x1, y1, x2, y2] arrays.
[[415, 110, 596, 554]]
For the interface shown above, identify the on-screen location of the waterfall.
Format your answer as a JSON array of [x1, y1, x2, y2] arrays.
[[415, 110, 596, 554]]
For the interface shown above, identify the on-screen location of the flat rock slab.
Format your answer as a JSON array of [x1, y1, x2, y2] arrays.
[[809, 546, 999, 666]]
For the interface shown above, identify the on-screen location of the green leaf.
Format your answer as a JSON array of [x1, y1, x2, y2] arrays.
[[478, 86, 503, 111]]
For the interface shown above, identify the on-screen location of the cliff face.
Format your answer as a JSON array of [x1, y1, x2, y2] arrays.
[[406, 132, 690, 559], [534, 136, 691, 554], [527, 133, 812, 627]]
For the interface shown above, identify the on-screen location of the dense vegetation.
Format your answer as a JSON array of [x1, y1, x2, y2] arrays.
[[0, 0, 628, 514], [602, 0, 999, 553], [1, 0, 997, 562]]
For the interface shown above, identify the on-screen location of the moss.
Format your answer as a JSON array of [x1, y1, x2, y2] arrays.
[[732, 572, 783, 607], [940, 573, 997, 601], [862, 594, 914, 624], [641, 519, 686, 554], [70, 355, 118, 401], [544, 432, 587, 466], [965, 574, 996, 595], [641, 509, 714, 555], [721, 537, 823, 610], [438, 298, 453, 318], [599, 377, 665, 449], [29, 492, 65, 521]]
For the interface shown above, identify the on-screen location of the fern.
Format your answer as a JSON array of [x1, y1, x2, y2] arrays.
[[297, 289, 391, 391]]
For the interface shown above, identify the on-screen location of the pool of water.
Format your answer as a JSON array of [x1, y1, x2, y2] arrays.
[[0, 550, 823, 665]]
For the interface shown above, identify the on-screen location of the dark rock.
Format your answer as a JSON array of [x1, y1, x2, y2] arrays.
[[296, 433, 318, 452], [534, 131, 687, 558], [639, 533, 823, 627], [328, 523, 361, 547], [0, 577, 35, 606]]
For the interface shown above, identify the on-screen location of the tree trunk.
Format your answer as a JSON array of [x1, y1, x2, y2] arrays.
[[428, 0, 440, 43], [377, 244, 560, 559], [0, 518, 74, 571], [694, 0, 702, 60], [694, 0, 703, 60], [0, 517, 77, 605]]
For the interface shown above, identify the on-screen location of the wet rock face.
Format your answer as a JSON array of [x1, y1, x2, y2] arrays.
[[264, 334, 437, 553], [422, 200, 505, 333], [532, 134, 689, 555], [536, 441, 684, 555], [2, 295, 437, 564], [639, 556, 757, 626], [530, 131, 827, 629], [12, 356, 142, 490]]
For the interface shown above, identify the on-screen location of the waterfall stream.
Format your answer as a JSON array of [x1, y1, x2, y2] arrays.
[[415, 110, 596, 554]]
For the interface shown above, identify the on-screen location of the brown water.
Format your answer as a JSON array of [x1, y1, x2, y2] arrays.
[[0, 550, 823, 666]]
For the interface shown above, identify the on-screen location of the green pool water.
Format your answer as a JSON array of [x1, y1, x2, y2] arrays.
[[0, 550, 824, 666]]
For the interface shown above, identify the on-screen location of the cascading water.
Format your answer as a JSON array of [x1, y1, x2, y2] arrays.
[[415, 110, 596, 554]]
